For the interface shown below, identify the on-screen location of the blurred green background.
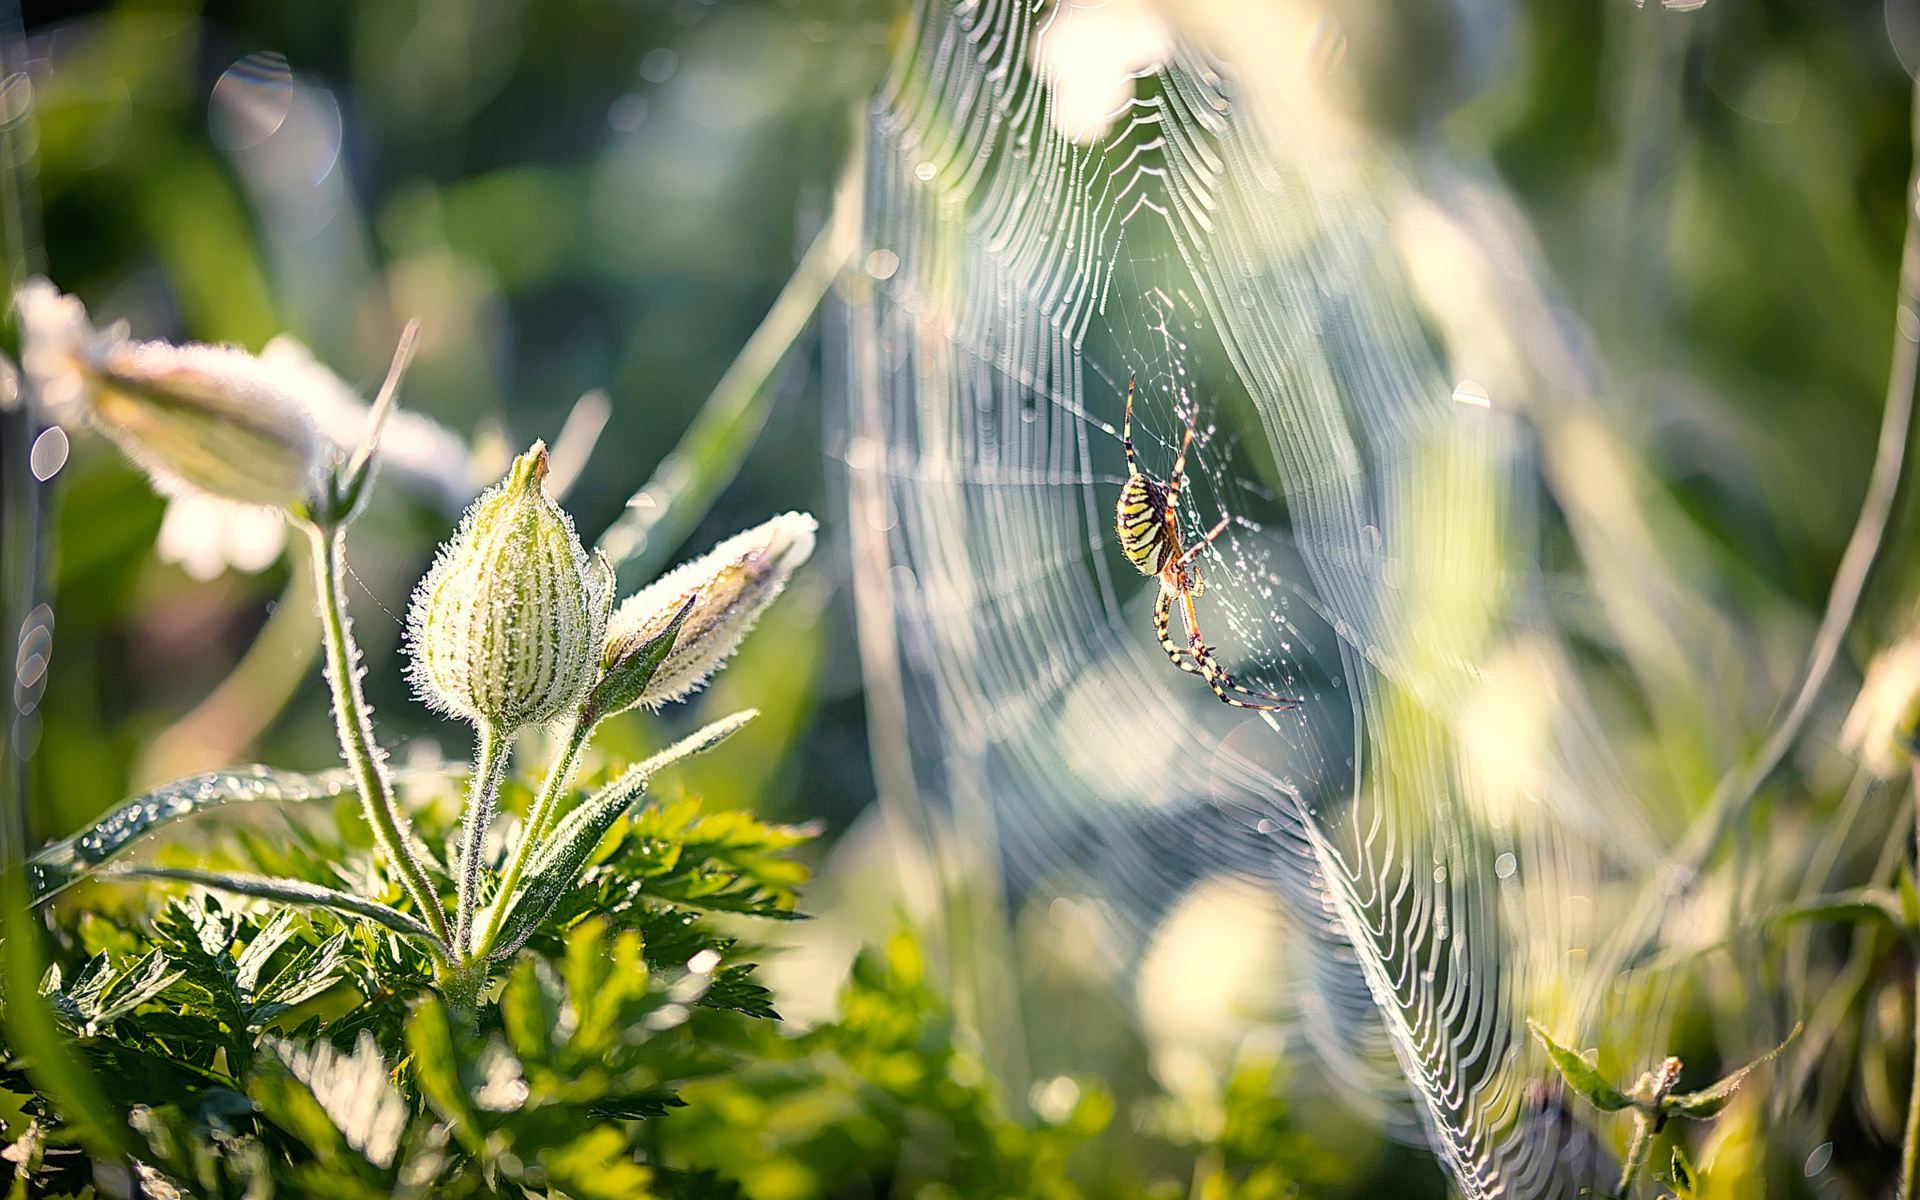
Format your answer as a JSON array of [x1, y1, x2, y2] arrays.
[[19, 0, 1920, 1193]]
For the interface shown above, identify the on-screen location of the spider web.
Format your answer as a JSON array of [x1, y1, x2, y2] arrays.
[[841, 1, 1658, 1193]]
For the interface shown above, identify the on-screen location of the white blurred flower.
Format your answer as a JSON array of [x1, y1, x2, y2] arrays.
[[16, 279, 124, 426], [18, 278, 324, 509], [260, 335, 478, 512], [155, 493, 290, 582], [145, 339, 483, 579]]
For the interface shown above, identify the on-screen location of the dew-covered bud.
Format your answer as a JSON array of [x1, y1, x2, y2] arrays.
[[407, 443, 609, 732], [16, 278, 324, 509], [598, 512, 816, 714]]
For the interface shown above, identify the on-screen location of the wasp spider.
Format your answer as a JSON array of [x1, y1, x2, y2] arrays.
[[1115, 378, 1299, 711]]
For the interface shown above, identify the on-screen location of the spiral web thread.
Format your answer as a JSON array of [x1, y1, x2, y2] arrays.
[[843, 1, 1660, 1194]]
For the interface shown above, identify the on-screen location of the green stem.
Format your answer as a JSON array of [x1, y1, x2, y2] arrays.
[[1902, 761, 1920, 1198], [454, 725, 511, 957], [472, 712, 593, 958], [307, 524, 450, 949], [1615, 1108, 1654, 1198]]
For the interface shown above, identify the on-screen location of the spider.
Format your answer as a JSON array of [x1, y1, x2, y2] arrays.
[[1115, 378, 1299, 711]]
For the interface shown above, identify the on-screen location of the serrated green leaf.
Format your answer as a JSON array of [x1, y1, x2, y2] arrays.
[[234, 909, 303, 995], [266, 1031, 409, 1170], [404, 998, 484, 1155], [1526, 1018, 1632, 1111], [1664, 1023, 1800, 1120], [589, 1091, 687, 1120], [28, 766, 356, 901], [104, 868, 444, 950], [83, 950, 184, 1033], [564, 921, 655, 1058], [500, 957, 559, 1067], [483, 710, 756, 959], [539, 1125, 653, 1200], [250, 929, 353, 1022]]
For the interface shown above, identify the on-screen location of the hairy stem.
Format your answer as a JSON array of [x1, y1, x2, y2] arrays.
[[473, 713, 593, 958], [308, 524, 450, 949], [454, 725, 511, 957], [1616, 1108, 1654, 1199]]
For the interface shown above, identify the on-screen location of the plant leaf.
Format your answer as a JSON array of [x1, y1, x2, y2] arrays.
[[584, 593, 695, 721], [266, 1031, 410, 1170], [104, 868, 443, 949], [483, 710, 756, 959], [45, 948, 186, 1036], [28, 766, 356, 901], [404, 998, 485, 1155], [1526, 1018, 1632, 1111], [234, 908, 303, 995], [1765, 889, 1906, 931], [1661, 1145, 1700, 1198], [1664, 1023, 1801, 1120]]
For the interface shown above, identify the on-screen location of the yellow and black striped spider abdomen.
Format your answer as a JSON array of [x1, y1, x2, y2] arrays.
[[1116, 473, 1175, 577]]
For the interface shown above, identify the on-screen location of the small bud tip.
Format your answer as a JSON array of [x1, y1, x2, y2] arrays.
[[510, 441, 551, 491]]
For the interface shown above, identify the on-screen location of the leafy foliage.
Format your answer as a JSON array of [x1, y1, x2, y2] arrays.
[[4, 777, 818, 1198], [5, 801, 1354, 1199], [661, 931, 1107, 1200]]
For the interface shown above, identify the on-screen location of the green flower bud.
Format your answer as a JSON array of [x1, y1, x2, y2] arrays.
[[407, 443, 609, 732], [16, 278, 324, 509], [598, 512, 816, 714]]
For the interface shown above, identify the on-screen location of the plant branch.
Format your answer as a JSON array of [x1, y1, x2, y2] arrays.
[[106, 867, 448, 953], [307, 523, 450, 949], [1616, 1108, 1655, 1199]]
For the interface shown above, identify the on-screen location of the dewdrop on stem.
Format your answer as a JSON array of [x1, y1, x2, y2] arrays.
[[593, 512, 816, 717], [406, 442, 609, 734], [15, 278, 324, 510]]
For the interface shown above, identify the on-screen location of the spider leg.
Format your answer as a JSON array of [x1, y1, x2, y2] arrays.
[[1174, 515, 1231, 569], [1176, 590, 1300, 710], [1155, 587, 1204, 676], [1164, 409, 1197, 513], [1122, 376, 1139, 476]]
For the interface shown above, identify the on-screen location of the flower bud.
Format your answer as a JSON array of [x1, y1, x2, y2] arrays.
[[598, 512, 816, 714], [407, 443, 608, 732], [16, 278, 324, 509]]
